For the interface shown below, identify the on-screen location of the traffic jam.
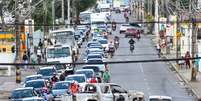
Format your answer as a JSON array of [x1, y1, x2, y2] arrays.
[[9, 3, 172, 101]]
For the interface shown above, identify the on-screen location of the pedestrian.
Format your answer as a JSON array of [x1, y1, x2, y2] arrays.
[[22, 51, 28, 70], [185, 51, 191, 69], [69, 80, 79, 101], [30, 53, 37, 69], [103, 69, 110, 83], [156, 43, 161, 57], [195, 54, 200, 70]]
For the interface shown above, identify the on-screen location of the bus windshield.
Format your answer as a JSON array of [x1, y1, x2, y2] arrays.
[[47, 47, 70, 58]]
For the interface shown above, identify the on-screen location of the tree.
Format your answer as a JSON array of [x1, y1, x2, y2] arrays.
[[73, 0, 97, 24]]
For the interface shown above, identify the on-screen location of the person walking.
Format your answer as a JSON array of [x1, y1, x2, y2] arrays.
[[185, 51, 191, 69], [22, 51, 28, 70]]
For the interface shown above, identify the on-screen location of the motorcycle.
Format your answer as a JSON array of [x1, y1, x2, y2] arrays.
[[130, 44, 134, 53], [108, 47, 115, 58], [114, 40, 119, 49], [112, 24, 116, 31]]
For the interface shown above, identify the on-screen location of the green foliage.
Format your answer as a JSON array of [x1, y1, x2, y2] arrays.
[[73, 0, 97, 23]]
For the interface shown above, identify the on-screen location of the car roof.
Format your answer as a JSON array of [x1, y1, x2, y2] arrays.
[[26, 74, 43, 78], [14, 87, 34, 91], [39, 66, 54, 70], [55, 81, 71, 84], [26, 79, 45, 83], [149, 95, 172, 100], [75, 69, 94, 72], [67, 74, 86, 77], [83, 65, 100, 68], [87, 53, 102, 56]]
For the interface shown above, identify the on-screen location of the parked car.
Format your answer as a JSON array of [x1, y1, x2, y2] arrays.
[[9, 87, 43, 101], [37, 66, 57, 80], [125, 28, 138, 38], [52, 81, 71, 98]]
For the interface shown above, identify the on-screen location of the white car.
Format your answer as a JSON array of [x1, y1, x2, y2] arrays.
[[65, 74, 87, 83], [149, 95, 172, 101], [84, 53, 105, 62], [86, 58, 106, 72], [119, 24, 134, 34], [24, 74, 43, 84], [98, 38, 108, 51], [75, 69, 95, 82]]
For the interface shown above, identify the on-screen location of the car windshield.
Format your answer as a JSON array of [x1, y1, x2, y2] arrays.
[[25, 81, 45, 88], [53, 82, 70, 90], [66, 76, 85, 83], [38, 69, 55, 76], [149, 99, 171, 101], [25, 76, 42, 83], [47, 47, 70, 58], [87, 59, 103, 63], [54, 65, 66, 71], [83, 66, 100, 73], [75, 71, 93, 78], [11, 89, 35, 99], [99, 40, 108, 44]]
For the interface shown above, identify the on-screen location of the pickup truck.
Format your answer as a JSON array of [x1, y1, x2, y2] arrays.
[[61, 83, 144, 101]]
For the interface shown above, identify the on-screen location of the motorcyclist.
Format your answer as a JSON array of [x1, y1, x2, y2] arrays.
[[51, 73, 58, 84], [129, 38, 135, 52], [108, 41, 115, 57], [129, 38, 135, 45], [112, 20, 117, 31]]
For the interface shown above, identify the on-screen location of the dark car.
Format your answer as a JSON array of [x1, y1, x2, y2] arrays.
[[24, 79, 48, 95], [9, 87, 42, 101], [37, 66, 57, 80]]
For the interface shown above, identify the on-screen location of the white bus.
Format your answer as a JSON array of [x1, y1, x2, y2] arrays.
[[80, 11, 92, 24], [48, 28, 79, 62]]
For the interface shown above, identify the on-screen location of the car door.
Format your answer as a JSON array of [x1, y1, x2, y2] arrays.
[[100, 85, 113, 101], [110, 85, 129, 101]]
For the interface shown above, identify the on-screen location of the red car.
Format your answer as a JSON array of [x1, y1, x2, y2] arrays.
[[125, 28, 138, 38]]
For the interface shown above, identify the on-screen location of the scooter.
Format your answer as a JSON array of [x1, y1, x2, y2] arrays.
[[130, 44, 135, 53]]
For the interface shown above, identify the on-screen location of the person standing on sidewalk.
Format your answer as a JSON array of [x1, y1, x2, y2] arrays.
[[185, 51, 191, 69], [22, 51, 28, 70]]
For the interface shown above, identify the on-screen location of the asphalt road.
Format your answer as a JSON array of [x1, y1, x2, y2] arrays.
[[106, 12, 196, 101]]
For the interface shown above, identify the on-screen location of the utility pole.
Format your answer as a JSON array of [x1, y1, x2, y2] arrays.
[[176, 1, 181, 63], [154, 0, 159, 42], [67, 0, 70, 28], [62, 0, 64, 24], [190, 0, 197, 81], [43, 0, 48, 36], [15, 0, 21, 83], [52, 0, 55, 30]]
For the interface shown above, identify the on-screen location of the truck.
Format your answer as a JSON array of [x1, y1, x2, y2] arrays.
[[61, 83, 144, 101], [46, 28, 79, 66], [90, 13, 112, 34]]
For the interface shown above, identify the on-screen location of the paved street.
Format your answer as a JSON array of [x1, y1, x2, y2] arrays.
[[107, 12, 196, 101]]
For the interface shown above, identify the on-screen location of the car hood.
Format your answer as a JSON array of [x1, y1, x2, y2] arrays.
[[88, 64, 105, 72]]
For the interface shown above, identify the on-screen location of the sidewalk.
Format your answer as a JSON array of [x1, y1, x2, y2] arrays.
[[151, 36, 201, 100]]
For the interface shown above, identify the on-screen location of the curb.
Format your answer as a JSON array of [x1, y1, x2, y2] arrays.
[[149, 36, 200, 99], [164, 56, 200, 100]]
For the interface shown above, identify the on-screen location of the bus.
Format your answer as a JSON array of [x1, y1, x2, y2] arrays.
[[80, 11, 92, 24], [48, 28, 79, 63]]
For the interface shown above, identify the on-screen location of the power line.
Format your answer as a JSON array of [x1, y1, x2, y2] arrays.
[[0, 57, 200, 66]]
